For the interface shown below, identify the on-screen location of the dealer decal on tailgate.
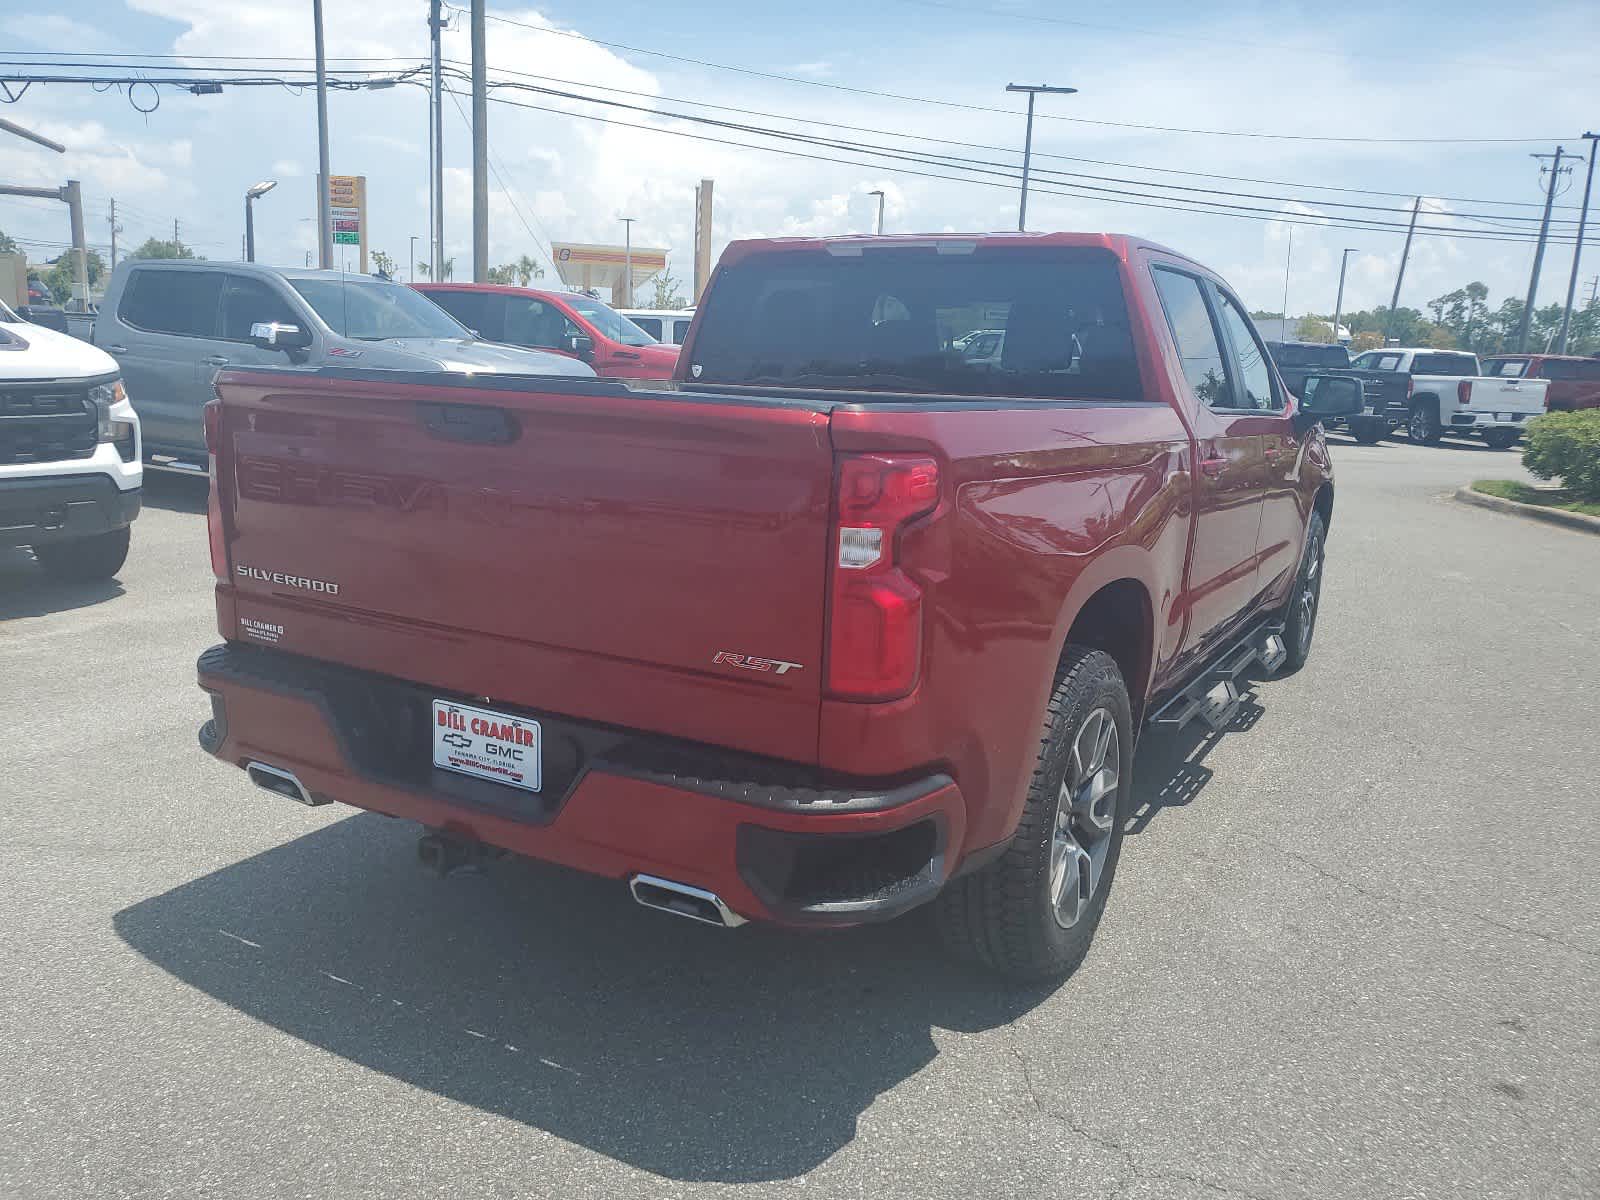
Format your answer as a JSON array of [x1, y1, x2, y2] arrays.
[[432, 700, 542, 793]]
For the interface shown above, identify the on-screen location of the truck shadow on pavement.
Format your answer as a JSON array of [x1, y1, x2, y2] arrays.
[[113, 813, 1049, 1183], [0, 546, 124, 618], [140, 470, 210, 514], [1125, 686, 1266, 836]]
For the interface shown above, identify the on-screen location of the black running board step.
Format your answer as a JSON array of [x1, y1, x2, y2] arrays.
[[1149, 623, 1287, 732]]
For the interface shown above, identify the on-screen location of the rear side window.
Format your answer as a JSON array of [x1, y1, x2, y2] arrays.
[[1272, 343, 1350, 368], [689, 247, 1141, 401], [425, 290, 502, 340], [1412, 352, 1479, 376], [629, 316, 663, 340], [1151, 268, 1230, 409], [119, 269, 222, 337], [1541, 360, 1600, 381], [220, 275, 298, 341], [671, 317, 693, 345], [1488, 358, 1528, 377]]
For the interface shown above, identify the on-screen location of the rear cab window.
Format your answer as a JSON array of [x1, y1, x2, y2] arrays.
[[119, 269, 223, 337], [1486, 357, 1529, 378], [1412, 352, 1479, 376], [688, 245, 1141, 401], [1270, 343, 1350, 369]]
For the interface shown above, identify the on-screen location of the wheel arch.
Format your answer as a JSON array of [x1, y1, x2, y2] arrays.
[[1052, 560, 1157, 728]]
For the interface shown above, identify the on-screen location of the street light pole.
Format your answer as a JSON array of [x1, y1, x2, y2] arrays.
[[409, 235, 419, 282], [868, 189, 885, 235], [619, 216, 636, 307], [1334, 248, 1358, 346], [430, 0, 446, 278], [312, 0, 332, 270], [1005, 83, 1076, 233], [1556, 133, 1597, 354], [245, 180, 277, 264]]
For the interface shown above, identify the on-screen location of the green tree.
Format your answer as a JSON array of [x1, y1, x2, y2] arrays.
[[42, 249, 108, 304], [129, 237, 199, 260], [370, 250, 397, 279], [0, 229, 17, 254], [486, 255, 543, 286], [417, 257, 453, 281], [1294, 314, 1334, 343], [650, 267, 687, 310]]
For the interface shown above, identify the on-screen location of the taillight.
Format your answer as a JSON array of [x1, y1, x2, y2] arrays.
[[204, 399, 228, 582], [826, 454, 939, 701], [1457, 380, 1472, 406]]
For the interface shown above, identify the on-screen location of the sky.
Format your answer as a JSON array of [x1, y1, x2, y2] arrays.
[[2, 0, 1598, 318]]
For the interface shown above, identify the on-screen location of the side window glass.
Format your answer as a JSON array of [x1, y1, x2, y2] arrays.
[[1152, 268, 1230, 410], [1216, 292, 1280, 411], [631, 317, 662, 340], [502, 299, 563, 348], [119, 269, 223, 338], [672, 318, 691, 345], [221, 276, 297, 341]]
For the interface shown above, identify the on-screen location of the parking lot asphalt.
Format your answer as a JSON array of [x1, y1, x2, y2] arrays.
[[2, 433, 1596, 1200]]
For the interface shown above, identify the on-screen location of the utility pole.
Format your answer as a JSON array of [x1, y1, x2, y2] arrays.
[[470, 0, 488, 282], [313, 0, 333, 269], [108, 198, 121, 270], [693, 179, 714, 303], [868, 189, 885, 235], [429, 0, 446, 279], [1517, 146, 1568, 352], [1334, 247, 1358, 346], [1005, 83, 1076, 233], [619, 216, 636, 307], [1557, 133, 1597, 354], [173, 218, 180, 244], [64, 179, 88, 308], [1281, 227, 1293, 327], [1384, 197, 1422, 343]]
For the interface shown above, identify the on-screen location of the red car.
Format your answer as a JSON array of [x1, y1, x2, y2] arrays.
[[1481, 353, 1600, 412], [198, 233, 1359, 979], [414, 282, 679, 380]]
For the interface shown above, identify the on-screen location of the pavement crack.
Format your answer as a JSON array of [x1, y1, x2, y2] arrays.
[[1264, 840, 1600, 961]]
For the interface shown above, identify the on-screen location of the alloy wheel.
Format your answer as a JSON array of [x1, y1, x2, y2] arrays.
[[1049, 707, 1120, 929]]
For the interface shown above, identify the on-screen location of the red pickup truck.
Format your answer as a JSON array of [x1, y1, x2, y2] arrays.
[[195, 233, 1361, 979]]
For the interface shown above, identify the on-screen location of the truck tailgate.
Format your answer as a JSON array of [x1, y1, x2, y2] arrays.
[[213, 371, 834, 762], [1468, 376, 1547, 414]]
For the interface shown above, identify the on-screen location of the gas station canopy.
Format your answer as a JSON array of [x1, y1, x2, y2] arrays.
[[551, 242, 668, 301]]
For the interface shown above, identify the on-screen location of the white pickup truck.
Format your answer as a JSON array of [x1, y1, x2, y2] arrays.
[[1, 296, 141, 580], [1349, 347, 1548, 449]]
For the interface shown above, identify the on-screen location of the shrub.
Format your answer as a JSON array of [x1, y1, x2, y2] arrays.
[[1522, 409, 1600, 502]]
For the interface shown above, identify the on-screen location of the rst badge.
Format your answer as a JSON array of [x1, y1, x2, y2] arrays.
[[713, 651, 803, 676]]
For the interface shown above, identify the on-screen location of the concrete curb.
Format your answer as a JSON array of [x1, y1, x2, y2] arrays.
[[1454, 485, 1600, 536]]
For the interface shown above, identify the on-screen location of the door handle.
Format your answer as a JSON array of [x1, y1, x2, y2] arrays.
[[204, 355, 230, 366], [1199, 455, 1228, 477], [105, 344, 128, 354]]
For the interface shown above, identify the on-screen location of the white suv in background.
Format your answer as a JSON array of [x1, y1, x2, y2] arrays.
[[1, 297, 141, 580]]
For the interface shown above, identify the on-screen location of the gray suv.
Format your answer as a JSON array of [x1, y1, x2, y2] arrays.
[[94, 261, 594, 460]]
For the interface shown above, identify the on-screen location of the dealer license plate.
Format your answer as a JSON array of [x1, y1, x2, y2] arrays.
[[432, 700, 542, 792]]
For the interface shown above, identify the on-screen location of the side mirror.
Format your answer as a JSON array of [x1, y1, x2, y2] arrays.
[[250, 321, 312, 351], [566, 333, 595, 360], [1297, 374, 1364, 426]]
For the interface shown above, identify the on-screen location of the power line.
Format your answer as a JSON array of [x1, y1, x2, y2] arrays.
[[442, 85, 557, 275], [453, 66, 1580, 228], [472, 87, 1599, 248], [454, 4, 1577, 145]]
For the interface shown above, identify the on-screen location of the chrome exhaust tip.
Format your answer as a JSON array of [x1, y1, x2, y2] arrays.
[[629, 874, 747, 928], [244, 761, 326, 806]]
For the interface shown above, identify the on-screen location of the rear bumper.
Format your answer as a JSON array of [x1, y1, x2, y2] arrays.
[[1450, 411, 1536, 430], [196, 642, 966, 927], [0, 474, 141, 547]]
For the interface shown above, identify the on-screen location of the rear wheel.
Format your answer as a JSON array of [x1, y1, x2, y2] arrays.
[[1349, 417, 1386, 444], [1483, 428, 1520, 450], [937, 647, 1133, 981], [1408, 400, 1443, 445], [31, 527, 131, 582], [1280, 511, 1326, 674]]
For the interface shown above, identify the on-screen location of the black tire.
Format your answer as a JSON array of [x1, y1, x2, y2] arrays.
[[1349, 417, 1385, 445], [1280, 510, 1326, 674], [1407, 398, 1443, 445], [31, 527, 131, 582], [1482, 428, 1520, 451], [937, 647, 1134, 982]]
